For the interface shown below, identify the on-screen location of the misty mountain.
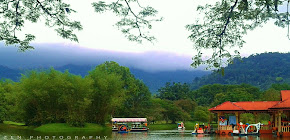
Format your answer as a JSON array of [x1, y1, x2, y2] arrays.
[[0, 64, 210, 93], [0, 65, 21, 81]]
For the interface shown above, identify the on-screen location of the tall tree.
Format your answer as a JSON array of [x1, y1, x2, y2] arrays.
[[16, 69, 91, 126], [0, 80, 15, 123], [86, 61, 134, 125]]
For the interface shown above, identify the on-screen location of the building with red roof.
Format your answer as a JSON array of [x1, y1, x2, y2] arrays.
[[209, 90, 290, 136]]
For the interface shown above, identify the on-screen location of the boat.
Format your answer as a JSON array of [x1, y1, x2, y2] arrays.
[[231, 122, 261, 136], [177, 122, 185, 130], [112, 118, 149, 132], [117, 124, 129, 133], [192, 123, 204, 134]]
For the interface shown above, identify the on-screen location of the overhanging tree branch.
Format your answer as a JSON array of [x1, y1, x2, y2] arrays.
[[219, 0, 239, 37]]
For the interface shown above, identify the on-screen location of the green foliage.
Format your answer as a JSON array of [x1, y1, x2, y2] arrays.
[[271, 83, 290, 90], [34, 123, 107, 132], [186, 0, 290, 69], [0, 0, 82, 51], [193, 106, 210, 122], [0, 80, 15, 123], [261, 88, 281, 101], [240, 113, 255, 124], [157, 82, 192, 100], [92, 0, 162, 43], [16, 69, 91, 126], [192, 84, 260, 107], [0, 61, 155, 127], [86, 62, 126, 125], [115, 79, 152, 118], [147, 98, 166, 122]]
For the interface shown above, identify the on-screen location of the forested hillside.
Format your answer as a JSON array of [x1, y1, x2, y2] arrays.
[[192, 52, 290, 90], [0, 64, 209, 93]]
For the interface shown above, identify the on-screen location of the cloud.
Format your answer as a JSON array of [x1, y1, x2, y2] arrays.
[[0, 43, 201, 72]]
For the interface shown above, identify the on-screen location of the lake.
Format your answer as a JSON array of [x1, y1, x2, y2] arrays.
[[0, 129, 287, 139]]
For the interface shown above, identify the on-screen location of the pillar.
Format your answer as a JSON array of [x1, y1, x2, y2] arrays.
[[275, 112, 278, 128], [278, 110, 282, 133], [217, 112, 221, 130], [254, 112, 258, 123], [270, 113, 273, 123], [270, 113, 274, 128], [235, 112, 239, 125]]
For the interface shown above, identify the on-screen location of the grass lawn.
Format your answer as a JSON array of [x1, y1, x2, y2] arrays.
[[34, 123, 109, 132]]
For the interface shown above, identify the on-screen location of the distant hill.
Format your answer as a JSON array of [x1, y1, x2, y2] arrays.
[[0, 64, 210, 93], [129, 68, 211, 93], [0, 65, 21, 81], [192, 52, 290, 90]]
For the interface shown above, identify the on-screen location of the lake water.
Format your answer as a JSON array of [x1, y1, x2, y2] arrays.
[[0, 129, 287, 140]]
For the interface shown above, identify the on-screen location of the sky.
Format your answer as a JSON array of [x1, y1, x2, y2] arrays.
[[1, 0, 290, 71]]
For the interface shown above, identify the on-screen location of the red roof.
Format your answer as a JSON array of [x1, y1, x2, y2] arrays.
[[270, 99, 290, 109], [209, 101, 280, 111], [234, 101, 280, 110], [281, 90, 290, 101], [209, 90, 290, 112], [209, 101, 244, 111]]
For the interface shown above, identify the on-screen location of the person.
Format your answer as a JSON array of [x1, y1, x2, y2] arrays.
[[195, 123, 199, 131]]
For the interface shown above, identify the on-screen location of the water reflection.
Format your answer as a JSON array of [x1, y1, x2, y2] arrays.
[[111, 130, 286, 140], [0, 128, 288, 140]]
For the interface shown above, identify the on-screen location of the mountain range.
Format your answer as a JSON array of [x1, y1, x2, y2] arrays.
[[0, 64, 210, 93]]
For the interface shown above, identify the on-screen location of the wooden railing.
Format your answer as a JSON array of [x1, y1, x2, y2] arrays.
[[282, 126, 290, 132], [260, 125, 272, 130], [218, 125, 237, 130], [282, 121, 290, 126]]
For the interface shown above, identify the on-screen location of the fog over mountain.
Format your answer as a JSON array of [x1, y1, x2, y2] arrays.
[[0, 43, 204, 72], [0, 43, 211, 92]]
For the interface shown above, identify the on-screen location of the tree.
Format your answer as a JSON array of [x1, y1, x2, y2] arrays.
[[148, 98, 165, 123], [0, 0, 161, 50], [92, 0, 162, 43], [193, 106, 210, 123], [115, 79, 152, 118], [261, 88, 281, 101], [157, 82, 191, 101], [0, 0, 82, 51], [0, 80, 15, 123], [16, 69, 92, 126], [186, 0, 290, 69], [86, 62, 126, 125]]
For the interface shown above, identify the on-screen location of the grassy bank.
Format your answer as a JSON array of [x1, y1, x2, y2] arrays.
[[3, 121, 26, 126], [148, 123, 177, 130], [0, 121, 31, 130], [148, 121, 218, 130], [34, 123, 110, 132], [1, 121, 110, 133]]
